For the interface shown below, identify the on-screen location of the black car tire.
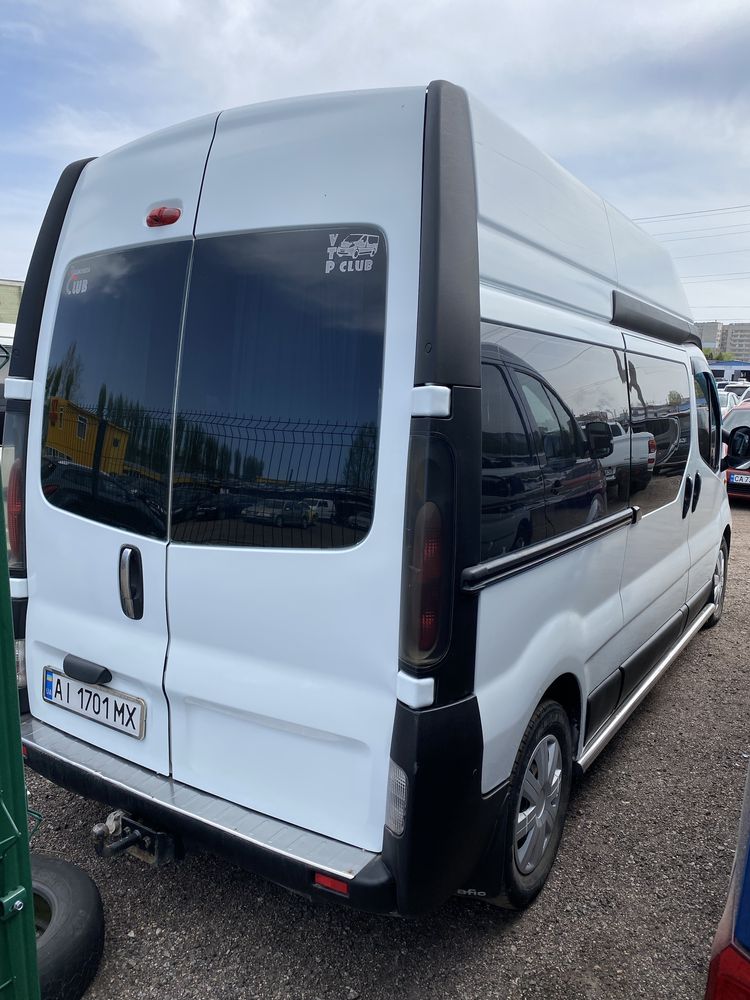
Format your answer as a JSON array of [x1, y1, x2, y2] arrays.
[[703, 538, 729, 629], [496, 700, 573, 910], [32, 853, 105, 1000]]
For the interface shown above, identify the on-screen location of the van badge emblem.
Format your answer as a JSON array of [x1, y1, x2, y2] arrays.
[[325, 232, 379, 275]]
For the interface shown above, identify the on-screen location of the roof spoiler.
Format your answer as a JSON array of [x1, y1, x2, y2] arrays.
[[611, 290, 701, 349]]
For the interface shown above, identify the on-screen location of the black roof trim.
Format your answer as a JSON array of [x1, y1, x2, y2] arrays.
[[10, 158, 95, 380], [611, 290, 701, 348], [415, 81, 480, 387]]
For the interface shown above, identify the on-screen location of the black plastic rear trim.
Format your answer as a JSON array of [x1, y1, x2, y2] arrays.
[[611, 290, 700, 348], [383, 697, 505, 914], [10, 158, 95, 379], [415, 81, 480, 387]]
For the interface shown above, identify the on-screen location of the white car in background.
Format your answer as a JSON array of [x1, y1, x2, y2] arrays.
[[719, 391, 740, 417]]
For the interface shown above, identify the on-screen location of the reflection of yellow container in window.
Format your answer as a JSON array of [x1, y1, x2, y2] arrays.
[[46, 397, 129, 475]]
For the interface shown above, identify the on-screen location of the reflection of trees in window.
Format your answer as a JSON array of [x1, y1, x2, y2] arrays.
[[343, 422, 376, 492], [46, 343, 83, 403], [666, 390, 683, 406]]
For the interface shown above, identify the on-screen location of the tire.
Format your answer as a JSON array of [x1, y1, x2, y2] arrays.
[[703, 538, 729, 629], [501, 700, 573, 909], [32, 853, 105, 1000]]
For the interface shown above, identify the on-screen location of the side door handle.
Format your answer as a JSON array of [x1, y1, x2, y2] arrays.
[[682, 475, 693, 519], [691, 472, 702, 512], [119, 545, 144, 620]]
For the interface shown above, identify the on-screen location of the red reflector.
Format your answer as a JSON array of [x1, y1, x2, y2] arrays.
[[706, 944, 750, 999], [21, 744, 28, 758], [417, 501, 443, 652], [146, 206, 181, 228], [8, 458, 25, 562], [313, 872, 350, 896]]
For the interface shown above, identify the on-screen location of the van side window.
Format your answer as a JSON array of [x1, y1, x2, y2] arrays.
[[626, 354, 691, 515], [40, 242, 191, 539], [481, 324, 631, 514], [480, 363, 544, 559], [172, 227, 387, 549]]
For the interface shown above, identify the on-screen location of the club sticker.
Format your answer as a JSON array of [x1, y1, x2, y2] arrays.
[[324, 233, 380, 275], [65, 265, 90, 295]]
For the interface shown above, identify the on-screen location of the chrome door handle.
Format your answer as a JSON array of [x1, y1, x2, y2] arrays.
[[119, 546, 144, 620]]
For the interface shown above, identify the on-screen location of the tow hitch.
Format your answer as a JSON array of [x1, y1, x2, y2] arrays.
[[92, 810, 180, 866]]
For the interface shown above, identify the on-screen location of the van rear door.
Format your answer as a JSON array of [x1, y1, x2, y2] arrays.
[[163, 89, 426, 851], [24, 117, 217, 773]]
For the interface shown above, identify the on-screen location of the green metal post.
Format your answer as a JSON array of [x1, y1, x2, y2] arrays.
[[0, 493, 39, 999]]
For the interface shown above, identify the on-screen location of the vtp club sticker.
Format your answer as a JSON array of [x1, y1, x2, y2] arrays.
[[65, 265, 90, 295], [325, 233, 379, 274]]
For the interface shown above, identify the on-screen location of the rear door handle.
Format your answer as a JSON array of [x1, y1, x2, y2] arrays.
[[691, 472, 702, 512], [550, 479, 562, 495], [119, 545, 144, 620], [682, 475, 693, 519]]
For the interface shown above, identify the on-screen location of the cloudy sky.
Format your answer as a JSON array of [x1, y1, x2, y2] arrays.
[[2, 0, 750, 323]]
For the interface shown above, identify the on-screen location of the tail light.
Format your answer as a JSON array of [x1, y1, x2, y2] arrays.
[[399, 434, 455, 667], [706, 944, 750, 999], [2, 409, 30, 574], [647, 437, 657, 466]]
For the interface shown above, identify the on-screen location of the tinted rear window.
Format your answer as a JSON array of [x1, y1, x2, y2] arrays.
[[171, 227, 387, 548], [41, 243, 191, 538]]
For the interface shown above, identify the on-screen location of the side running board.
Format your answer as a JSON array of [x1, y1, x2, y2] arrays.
[[577, 602, 715, 772]]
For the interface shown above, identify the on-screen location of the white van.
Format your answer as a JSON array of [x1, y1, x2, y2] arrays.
[[5, 81, 733, 914]]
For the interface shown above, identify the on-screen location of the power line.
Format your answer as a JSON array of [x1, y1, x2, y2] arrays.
[[635, 204, 750, 223], [683, 275, 750, 284], [673, 248, 750, 260], [678, 270, 750, 279], [658, 229, 750, 244], [653, 222, 750, 238]]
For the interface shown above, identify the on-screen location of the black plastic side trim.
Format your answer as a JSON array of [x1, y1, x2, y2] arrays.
[[23, 738, 396, 914], [9, 158, 94, 379], [62, 654, 112, 686], [686, 579, 713, 627], [612, 290, 700, 348], [585, 669, 623, 743], [462, 507, 635, 592], [415, 80, 480, 387], [619, 608, 686, 702], [383, 697, 502, 915]]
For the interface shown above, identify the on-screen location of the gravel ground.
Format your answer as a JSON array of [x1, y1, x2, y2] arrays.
[[26, 504, 750, 1000]]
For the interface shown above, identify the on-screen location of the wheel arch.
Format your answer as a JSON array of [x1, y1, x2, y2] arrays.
[[540, 672, 583, 751]]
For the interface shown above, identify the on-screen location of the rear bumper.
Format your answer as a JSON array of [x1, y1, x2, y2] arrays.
[[21, 715, 396, 913]]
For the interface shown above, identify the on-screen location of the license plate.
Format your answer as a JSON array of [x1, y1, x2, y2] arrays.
[[43, 668, 146, 739], [730, 473, 750, 484]]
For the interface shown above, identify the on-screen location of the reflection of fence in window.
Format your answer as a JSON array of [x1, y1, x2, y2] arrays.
[[174, 412, 377, 495]]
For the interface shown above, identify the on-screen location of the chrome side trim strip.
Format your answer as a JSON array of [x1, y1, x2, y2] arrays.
[[20, 716, 375, 878], [577, 602, 715, 771]]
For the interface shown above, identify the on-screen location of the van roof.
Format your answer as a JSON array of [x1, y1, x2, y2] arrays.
[[85, 82, 690, 332]]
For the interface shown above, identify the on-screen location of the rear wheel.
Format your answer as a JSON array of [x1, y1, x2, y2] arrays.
[[500, 700, 573, 909], [32, 854, 104, 1000], [703, 539, 729, 629]]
